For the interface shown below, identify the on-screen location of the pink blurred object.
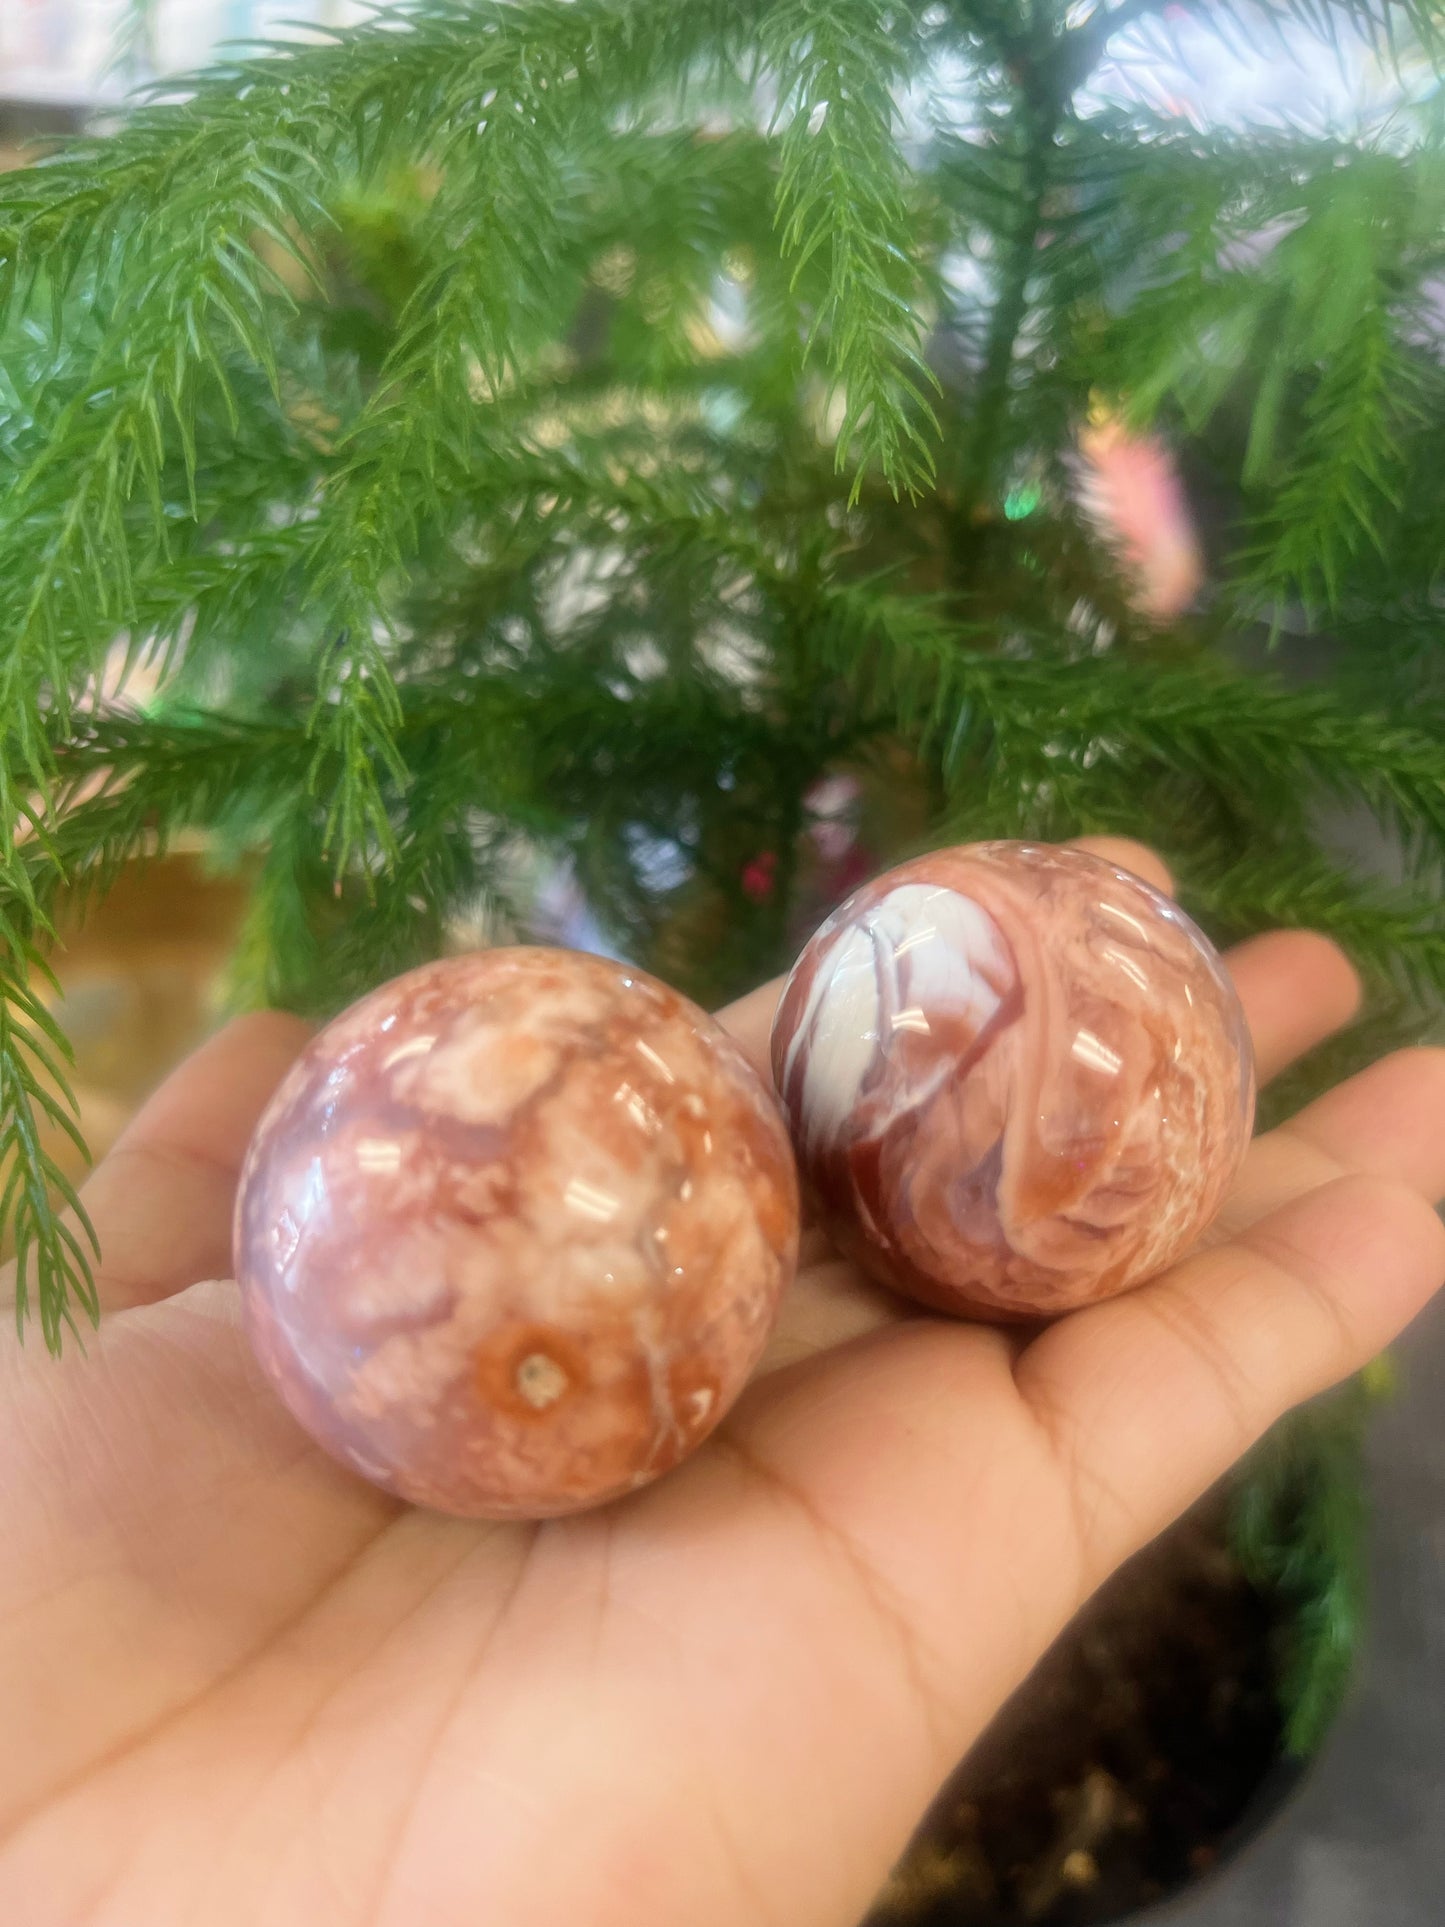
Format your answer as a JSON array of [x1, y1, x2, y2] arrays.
[[1077, 415, 1204, 623], [741, 850, 779, 902], [779, 772, 878, 949], [804, 773, 861, 865]]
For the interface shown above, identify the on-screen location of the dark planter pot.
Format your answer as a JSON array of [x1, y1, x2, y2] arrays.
[[871, 1285, 1445, 1927], [1140, 1289, 1445, 1927]]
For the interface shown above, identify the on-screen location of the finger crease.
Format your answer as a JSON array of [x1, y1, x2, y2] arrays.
[[711, 1428, 954, 1764]]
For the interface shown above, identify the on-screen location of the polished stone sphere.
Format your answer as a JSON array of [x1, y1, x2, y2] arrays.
[[235, 948, 799, 1518], [771, 842, 1253, 1321]]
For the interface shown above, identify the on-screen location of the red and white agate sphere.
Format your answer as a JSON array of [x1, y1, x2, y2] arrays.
[[235, 948, 798, 1517], [771, 842, 1253, 1321]]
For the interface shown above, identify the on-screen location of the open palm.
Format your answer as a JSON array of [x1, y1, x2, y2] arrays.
[[4, 838, 1443, 1927]]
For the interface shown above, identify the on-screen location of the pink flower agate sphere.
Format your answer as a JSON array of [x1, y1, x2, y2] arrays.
[[771, 842, 1253, 1321], [234, 949, 799, 1518]]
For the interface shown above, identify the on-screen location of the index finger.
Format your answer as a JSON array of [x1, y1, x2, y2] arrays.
[[1013, 1165, 1445, 1590], [66, 1012, 310, 1313]]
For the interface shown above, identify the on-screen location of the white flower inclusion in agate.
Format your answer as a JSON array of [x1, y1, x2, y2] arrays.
[[235, 949, 798, 1518], [771, 842, 1254, 1321]]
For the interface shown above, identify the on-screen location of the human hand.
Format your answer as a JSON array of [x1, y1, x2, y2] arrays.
[[3, 838, 1442, 1927]]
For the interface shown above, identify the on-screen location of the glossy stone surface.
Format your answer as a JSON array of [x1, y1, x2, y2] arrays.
[[235, 949, 799, 1518], [771, 842, 1253, 1321]]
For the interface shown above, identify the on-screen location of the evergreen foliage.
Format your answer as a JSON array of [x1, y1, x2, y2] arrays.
[[1, 0, 1442, 1739], [1231, 1366, 1388, 1757], [3, 0, 1442, 1329]]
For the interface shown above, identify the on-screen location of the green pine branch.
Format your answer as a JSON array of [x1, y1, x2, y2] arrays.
[[1232, 1378, 1378, 1759], [1184, 850, 1445, 1004], [0, 928, 100, 1354], [2, 0, 1443, 1377], [762, 0, 939, 497], [0, 0, 753, 844], [0, 708, 302, 1345], [789, 573, 1445, 856], [1062, 117, 1445, 609]]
